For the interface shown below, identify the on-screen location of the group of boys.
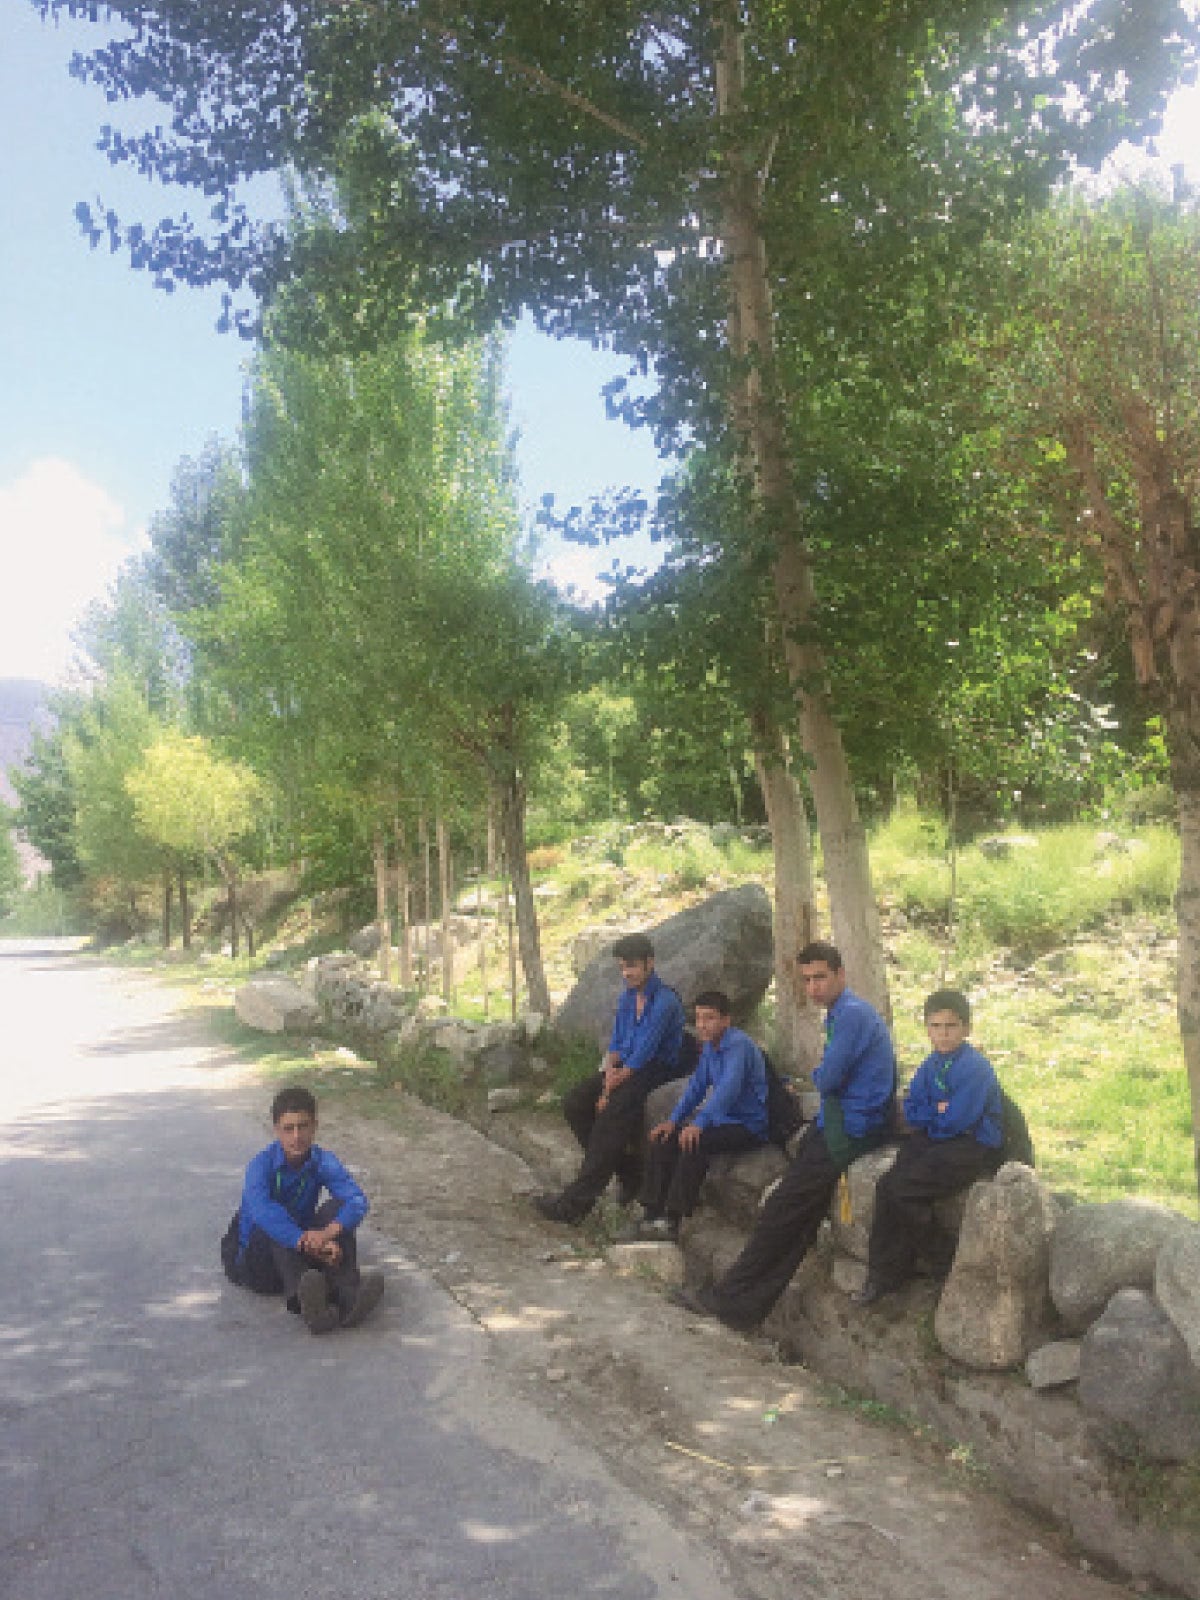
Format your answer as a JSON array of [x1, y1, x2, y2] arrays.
[[220, 930, 1006, 1341], [533, 933, 1006, 1331]]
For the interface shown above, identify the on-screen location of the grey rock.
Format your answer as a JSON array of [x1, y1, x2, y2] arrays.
[[832, 1255, 869, 1296], [934, 1163, 1057, 1371], [607, 1240, 684, 1286], [700, 1144, 790, 1233], [1079, 1288, 1200, 1463], [486, 1087, 522, 1113], [477, 1036, 529, 1085], [829, 1146, 899, 1261], [1049, 1199, 1193, 1332], [553, 884, 773, 1046], [570, 924, 640, 978], [1155, 1223, 1200, 1369], [348, 922, 383, 958], [234, 977, 321, 1035], [1026, 1340, 1082, 1390]]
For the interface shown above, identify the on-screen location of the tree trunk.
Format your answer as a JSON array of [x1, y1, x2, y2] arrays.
[[179, 874, 191, 950], [715, 7, 890, 1020], [753, 734, 823, 1075], [437, 811, 453, 1004], [227, 877, 239, 959], [495, 766, 551, 1018], [486, 793, 498, 876], [373, 827, 392, 983], [394, 817, 411, 986], [1159, 484, 1200, 1197], [161, 869, 173, 948], [477, 866, 490, 1018]]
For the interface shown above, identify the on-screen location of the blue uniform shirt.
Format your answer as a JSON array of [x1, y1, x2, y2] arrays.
[[669, 1026, 769, 1138], [236, 1140, 369, 1255], [607, 970, 685, 1074], [904, 1041, 1003, 1146], [813, 987, 896, 1138]]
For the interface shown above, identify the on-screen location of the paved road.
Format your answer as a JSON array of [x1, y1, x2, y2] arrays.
[[0, 945, 734, 1600]]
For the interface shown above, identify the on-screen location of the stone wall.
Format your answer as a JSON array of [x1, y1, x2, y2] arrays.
[[234, 954, 1200, 1593]]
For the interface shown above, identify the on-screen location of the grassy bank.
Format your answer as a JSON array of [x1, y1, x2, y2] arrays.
[[31, 806, 1196, 1219]]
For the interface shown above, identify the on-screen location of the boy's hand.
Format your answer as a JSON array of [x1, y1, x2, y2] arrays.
[[678, 1123, 701, 1151], [299, 1222, 342, 1262], [648, 1120, 674, 1143]]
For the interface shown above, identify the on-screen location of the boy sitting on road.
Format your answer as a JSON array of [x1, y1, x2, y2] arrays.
[[853, 988, 1003, 1306], [220, 1085, 384, 1334]]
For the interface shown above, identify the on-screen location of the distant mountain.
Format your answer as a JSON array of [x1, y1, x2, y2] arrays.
[[0, 678, 52, 807], [0, 679, 53, 883]]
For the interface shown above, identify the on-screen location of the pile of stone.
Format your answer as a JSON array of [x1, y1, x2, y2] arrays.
[[675, 1141, 1200, 1596], [234, 951, 549, 1110]]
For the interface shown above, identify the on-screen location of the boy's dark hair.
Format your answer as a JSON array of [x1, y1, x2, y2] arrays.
[[693, 989, 732, 1016], [271, 1085, 318, 1123], [612, 932, 655, 961], [796, 939, 843, 970], [924, 989, 971, 1028]]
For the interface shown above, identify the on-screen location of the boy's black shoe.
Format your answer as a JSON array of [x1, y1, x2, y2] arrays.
[[340, 1270, 385, 1329], [532, 1191, 585, 1225], [616, 1212, 677, 1244], [298, 1269, 341, 1335]]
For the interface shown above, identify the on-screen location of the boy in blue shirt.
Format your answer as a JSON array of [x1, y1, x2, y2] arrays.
[[623, 989, 768, 1241], [674, 941, 895, 1329], [854, 988, 1003, 1305], [534, 933, 686, 1224], [220, 1085, 384, 1334]]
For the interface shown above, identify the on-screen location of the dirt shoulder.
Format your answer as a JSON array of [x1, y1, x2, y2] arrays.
[[323, 1085, 1137, 1600]]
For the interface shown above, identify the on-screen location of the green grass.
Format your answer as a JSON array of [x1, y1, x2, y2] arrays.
[[90, 809, 1200, 1221]]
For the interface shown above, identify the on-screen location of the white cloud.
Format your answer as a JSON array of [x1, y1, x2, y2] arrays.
[[0, 458, 144, 685]]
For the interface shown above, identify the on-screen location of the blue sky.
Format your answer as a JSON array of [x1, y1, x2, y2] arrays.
[[2, 0, 1197, 685], [0, 0, 668, 683]]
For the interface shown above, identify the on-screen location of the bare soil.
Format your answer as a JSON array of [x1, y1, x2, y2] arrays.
[[323, 1085, 1144, 1600]]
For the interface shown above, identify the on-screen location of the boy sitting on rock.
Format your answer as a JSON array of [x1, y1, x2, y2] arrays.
[[854, 988, 1003, 1305], [621, 989, 769, 1242], [220, 1085, 384, 1334]]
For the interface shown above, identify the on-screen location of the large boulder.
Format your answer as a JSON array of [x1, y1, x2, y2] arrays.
[[234, 977, 321, 1035], [829, 1145, 898, 1261], [1049, 1198, 1193, 1333], [1155, 1223, 1200, 1369], [552, 884, 773, 1046], [1079, 1288, 1200, 1463], [934, 1162, 1057, 1370], [698, 1144, 790, 1232]]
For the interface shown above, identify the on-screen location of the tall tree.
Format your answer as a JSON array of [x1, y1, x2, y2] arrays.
[[980, 186, 1200, 1191], [126, 731, 264, 954], [196, 324, 566, 1012], [49, 0, 1198, 1009]]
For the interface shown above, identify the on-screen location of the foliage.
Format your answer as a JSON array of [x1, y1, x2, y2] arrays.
[[125, 730, 263, 875], [0, 810, 22, 919], [10, 707, 85, 889], [61, 674, 165, 890], [0, 879, 87, 938]]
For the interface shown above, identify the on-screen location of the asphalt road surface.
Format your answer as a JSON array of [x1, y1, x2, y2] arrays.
[[0, 943, 735, 1600]]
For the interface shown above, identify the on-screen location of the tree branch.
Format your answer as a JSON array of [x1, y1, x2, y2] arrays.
[[326, 0, 649, 149]]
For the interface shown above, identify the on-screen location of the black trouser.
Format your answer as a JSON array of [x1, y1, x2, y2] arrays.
[[640, 1123, 765, 1222], [866, 1130, 1002, 1290], [558, 1059, 678, 1218], [221, 1197, 361, 1313]]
